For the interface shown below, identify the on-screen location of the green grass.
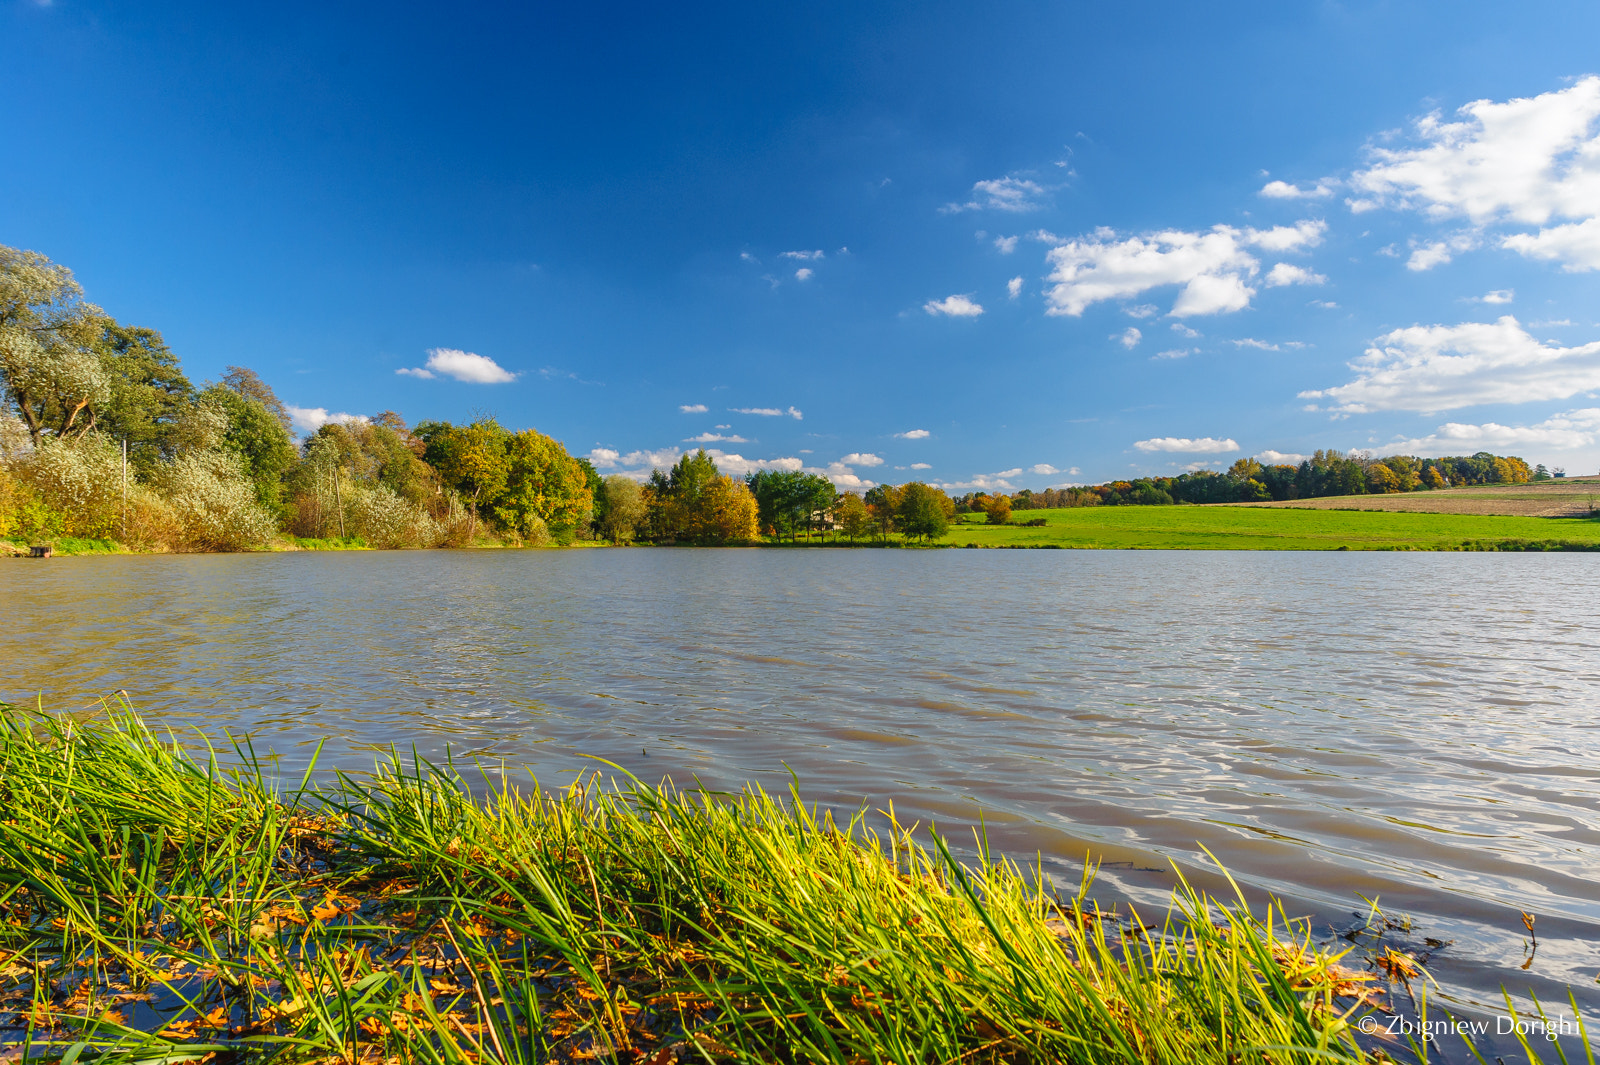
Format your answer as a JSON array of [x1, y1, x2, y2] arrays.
[[278, 535, 371, 551], [2, 537, 125, 556], [1, 702, 1589, 1064], [942, 506, 1600, 551]]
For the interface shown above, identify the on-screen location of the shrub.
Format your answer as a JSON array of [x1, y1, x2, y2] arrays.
[[153, 449, 278, 551], [11, 433, 123, 539], [347, 480, 445, 549]]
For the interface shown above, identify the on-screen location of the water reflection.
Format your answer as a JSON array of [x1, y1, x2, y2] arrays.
[[2, 548, 1597, 1018]]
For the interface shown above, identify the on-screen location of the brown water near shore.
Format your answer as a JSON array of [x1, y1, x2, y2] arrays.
[[2, 548, 1597, 1025]]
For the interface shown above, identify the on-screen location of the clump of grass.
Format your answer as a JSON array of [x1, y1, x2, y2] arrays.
[[0, 701, 1588, 1063]]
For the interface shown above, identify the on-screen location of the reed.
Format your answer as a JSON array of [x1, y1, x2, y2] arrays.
[[0, 701, 1587, 1064]]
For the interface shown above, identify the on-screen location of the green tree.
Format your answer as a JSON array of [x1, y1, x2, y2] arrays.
[[220, 366, 292, 433], [748, 468, 833, 540], [895, 482, 952, 542], [93, 322, 195, 472], [800, 474, 838, 541], [202, 385, 298, 514], [599, 475, 647, 544]]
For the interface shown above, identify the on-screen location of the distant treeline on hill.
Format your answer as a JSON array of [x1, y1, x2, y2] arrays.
[[954, 450, 1563, 513]]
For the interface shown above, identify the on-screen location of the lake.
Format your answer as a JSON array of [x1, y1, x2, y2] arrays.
[[3, 548, 1597, 1024]]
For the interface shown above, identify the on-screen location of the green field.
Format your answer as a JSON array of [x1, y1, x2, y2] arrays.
[[939, 505, 1600, 550]]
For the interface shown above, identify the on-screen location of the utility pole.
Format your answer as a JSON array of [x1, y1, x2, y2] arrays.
[[334, 467, 345, 540]]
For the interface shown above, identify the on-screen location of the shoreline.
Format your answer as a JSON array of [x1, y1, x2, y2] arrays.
[[7, 704, 1587, 1062]]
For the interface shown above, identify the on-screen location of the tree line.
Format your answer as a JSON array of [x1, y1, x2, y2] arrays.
[[953, 448, 1560, 516], [2, 243, 966, 551]]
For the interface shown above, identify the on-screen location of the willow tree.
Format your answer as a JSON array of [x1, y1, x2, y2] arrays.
[[0, 245, 111, 444]]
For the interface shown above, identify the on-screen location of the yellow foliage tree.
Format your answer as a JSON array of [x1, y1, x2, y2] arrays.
[[694, 475, 759, 543]]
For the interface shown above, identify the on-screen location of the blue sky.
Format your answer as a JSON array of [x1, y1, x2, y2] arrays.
[[5, 1, 1600, 490]]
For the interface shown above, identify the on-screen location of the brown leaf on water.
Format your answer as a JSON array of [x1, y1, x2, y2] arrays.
[[1374, 949, 1420, 983]]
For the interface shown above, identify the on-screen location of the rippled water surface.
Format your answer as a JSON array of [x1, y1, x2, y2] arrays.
[[3, 549, 1598, 1018]]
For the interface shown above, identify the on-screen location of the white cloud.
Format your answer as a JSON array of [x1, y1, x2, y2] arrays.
[[709, 452, 805, 477], [788, 406, 803, 420], [819, 462, 877, 490], [1153, 348, 1191, 360], [1350, 77, 1600, 224], [1501, 216, 1600, 271], [1349, 77, 1600, 271], [794, 267, 814, 281], [1232, 338, 1280, 350], [781, 250, 825, 261], [934, 472, 1021, 493], [1171, 323, 1201, 338], [732, 406, 803, 419], [287, 406, 369, 435], [1041, 221, 1324, 318], [943, 176, 1047, 213], [1133, 436, 1240, 453], [1259, 179, 1335, 199], [895, 429, 931, 439], [1124, 304, 1159, 319], [1007, 276, 1023, 299], [1476, 289, 1515, 304], [839, 452, 884, 467], [1028, 463, 1062, 475], [909, 462, 932, 469], [680, 403, 708, 413], [1265, 263, 1327, 287], [740, 251, 758, 263], [1310, 300, 1340, 309], [1384, 408, 1600, 454], [1256, 450, 1309, 465], [589, 446, 804, 479], [994, 235, 1019, 254], [1406, 232, 1480, 271], [685, 432, 749, 443], [396, 348, 518, 384], [1114, 327, 1142, 349], [588, 447, 683, 473], [1248, 220, 1328, 252], [1301, 316, 1600, 414], [924, 294, 984, 317]]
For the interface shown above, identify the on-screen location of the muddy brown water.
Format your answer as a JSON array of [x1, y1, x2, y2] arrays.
[[2, 548, 1597, 1034]]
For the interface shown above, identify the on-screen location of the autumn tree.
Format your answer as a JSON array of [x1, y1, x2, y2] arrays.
[[696, 474, 761, 543], [984, 492, 1012, 524], [419, 418, 511, 540], [864, 483, 902, 542], [835, 491, 870, 542], [494, 428, 594, 544]]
